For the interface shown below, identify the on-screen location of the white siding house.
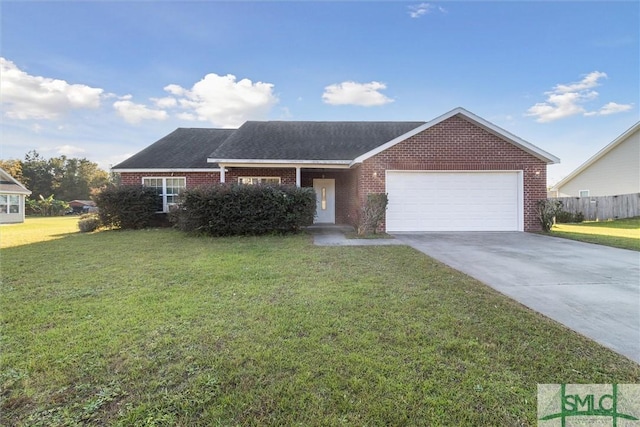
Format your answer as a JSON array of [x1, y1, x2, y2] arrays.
[[551, 122, 640, 197], [0, 168, 32, 224]]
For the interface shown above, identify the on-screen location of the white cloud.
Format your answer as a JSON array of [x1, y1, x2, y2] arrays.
[[176, 112, 197, 121], [526, 71, 633, 122], [553, 71, 606, 93], [164, 73, 278, 128], [408, 3, 446, 18], [56, 144, 86, 156], [164, 84, 186, 96], [322, 81, 394, 107], [586, 101, 634, 116], [0, 57, 104, 120], [152, 96, 178, 108], [113, 97, 168, 124]]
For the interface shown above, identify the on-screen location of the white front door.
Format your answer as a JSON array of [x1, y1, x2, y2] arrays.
[[313, 179, 335, 223]]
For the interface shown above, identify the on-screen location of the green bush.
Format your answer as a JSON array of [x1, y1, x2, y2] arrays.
[[358, 193, 388, 235], [555, 210, 585, 224], [172, 184, 316, 236], [94, 185, 159, 230], [78, 214, 101, 233], [537, 199, 563, 232]]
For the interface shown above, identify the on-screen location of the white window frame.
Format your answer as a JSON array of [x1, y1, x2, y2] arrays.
[[579, 190, 590, 197], [0, 194, 20, 214], [237, 177, 281, 185], [142, 177, 186, 212]]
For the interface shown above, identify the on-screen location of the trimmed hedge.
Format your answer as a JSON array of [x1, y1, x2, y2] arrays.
[[94, 185, 159, 230], [78, 214, 101, 233], [172, 184, 316, 236]]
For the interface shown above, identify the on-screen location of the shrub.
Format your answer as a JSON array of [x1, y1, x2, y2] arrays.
[[537, 199, 563, 232], [94, 185, 159, 230], [26, 195, 70, 216], [78, 215, 101, 233], [357, 193, 388, 236], [555, 210, 585, 224], [172, 184, 316, 236]]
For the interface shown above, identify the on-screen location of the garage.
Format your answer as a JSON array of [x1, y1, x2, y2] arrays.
[[385, 171, 523, 232]]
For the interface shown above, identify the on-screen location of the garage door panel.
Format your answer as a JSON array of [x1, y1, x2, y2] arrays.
[[386, 171, 522, 232]]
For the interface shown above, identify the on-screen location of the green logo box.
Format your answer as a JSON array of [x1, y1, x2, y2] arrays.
[[538, 384, 640, 426]]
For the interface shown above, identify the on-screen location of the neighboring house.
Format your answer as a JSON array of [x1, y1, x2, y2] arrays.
[[551, 122, 640, 197], [0, 168, 31, 224], [112, 107, 559, 232], [68, 200, 97, 214]]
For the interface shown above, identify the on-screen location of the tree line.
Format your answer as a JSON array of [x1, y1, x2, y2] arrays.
[[0, 150, 112, 202]]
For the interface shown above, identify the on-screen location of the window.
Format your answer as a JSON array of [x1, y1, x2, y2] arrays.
[[238, 177, 281, 185], [142, 177, 186, 212], [579, 190, 589, 197], [0, 195, 20, 214]]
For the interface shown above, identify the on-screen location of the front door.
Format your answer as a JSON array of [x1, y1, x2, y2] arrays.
[[313, 179, 335, 223]]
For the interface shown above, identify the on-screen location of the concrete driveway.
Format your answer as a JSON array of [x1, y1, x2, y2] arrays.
[[392, 232, 640, 364]]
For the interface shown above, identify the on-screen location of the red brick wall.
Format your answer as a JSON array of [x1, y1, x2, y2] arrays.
[[225, 168, 297, 185], [359, 115, 548, 232], [302, 170, 358, 226], [119, 171, 220, 188], [119, 168, 296, 188]]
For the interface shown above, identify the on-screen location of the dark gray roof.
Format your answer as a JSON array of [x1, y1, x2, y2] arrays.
[[208, 121, 426, 161], [0, 181, 30, 193], [113, 128, 235, 169], [0, 168, 30, 194]]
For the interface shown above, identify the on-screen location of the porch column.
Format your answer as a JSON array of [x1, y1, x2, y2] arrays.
[[295, 167, 301, 187], [220, 164, 225, 183]]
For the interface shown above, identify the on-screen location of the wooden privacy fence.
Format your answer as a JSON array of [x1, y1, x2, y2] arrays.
[[552, 193, 640, 221]]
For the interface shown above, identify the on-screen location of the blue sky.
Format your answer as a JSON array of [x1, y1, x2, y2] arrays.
[[1, 1, 638, 185]]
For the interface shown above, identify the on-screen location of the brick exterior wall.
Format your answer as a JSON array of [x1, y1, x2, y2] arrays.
[[119, 171, 220, 187], [225, 168, 297, 186], [118, 115, 548, 231], [302, 170, 358, 225], [357, 115, 547, 232]]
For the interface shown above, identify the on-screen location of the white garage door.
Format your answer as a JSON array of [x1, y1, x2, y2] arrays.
[[386, 171, 522, 232]]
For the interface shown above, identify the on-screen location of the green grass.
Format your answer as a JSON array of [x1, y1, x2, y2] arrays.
[[1, 219, 638, 426], [0, 216, 81, 249], [550, 217, 640, 251]]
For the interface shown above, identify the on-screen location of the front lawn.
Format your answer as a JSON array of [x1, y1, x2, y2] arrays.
[[1, 219, 638, 426], [551, 217, 640, 251], [0, 216, 80, 249]]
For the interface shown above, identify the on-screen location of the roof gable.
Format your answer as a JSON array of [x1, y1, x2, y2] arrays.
[[552, 121, 640, 190], [353, 107, 560, 165], [112, 128, 235, 170], [208, 121, 425, 162], [0, 168, 31, 195]]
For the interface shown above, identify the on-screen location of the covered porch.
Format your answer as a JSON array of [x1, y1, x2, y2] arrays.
[[217, 163, 360, 226]]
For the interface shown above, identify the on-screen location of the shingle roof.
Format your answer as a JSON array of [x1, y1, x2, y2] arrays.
[[112, 128, 235, 169], [0, 182, 29, 193], [0, 168, 31, 194], [208, 121, 426, 161]]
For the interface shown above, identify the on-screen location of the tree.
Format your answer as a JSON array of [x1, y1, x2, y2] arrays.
[[0, 159, 24, 183], [22, 150, 53, 198], [5, 151, 112, 202]]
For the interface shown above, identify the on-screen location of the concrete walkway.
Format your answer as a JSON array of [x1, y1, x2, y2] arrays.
[[309, 225, 404, 246], [393, 232, 640, 364]]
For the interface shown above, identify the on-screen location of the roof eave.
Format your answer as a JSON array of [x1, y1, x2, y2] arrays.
[[352, 107, 560, 165], [111, 168, 221, 173], [209, 158, 353, 167], [1, 189, 32, 195], [552, 121, 640, 190]]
